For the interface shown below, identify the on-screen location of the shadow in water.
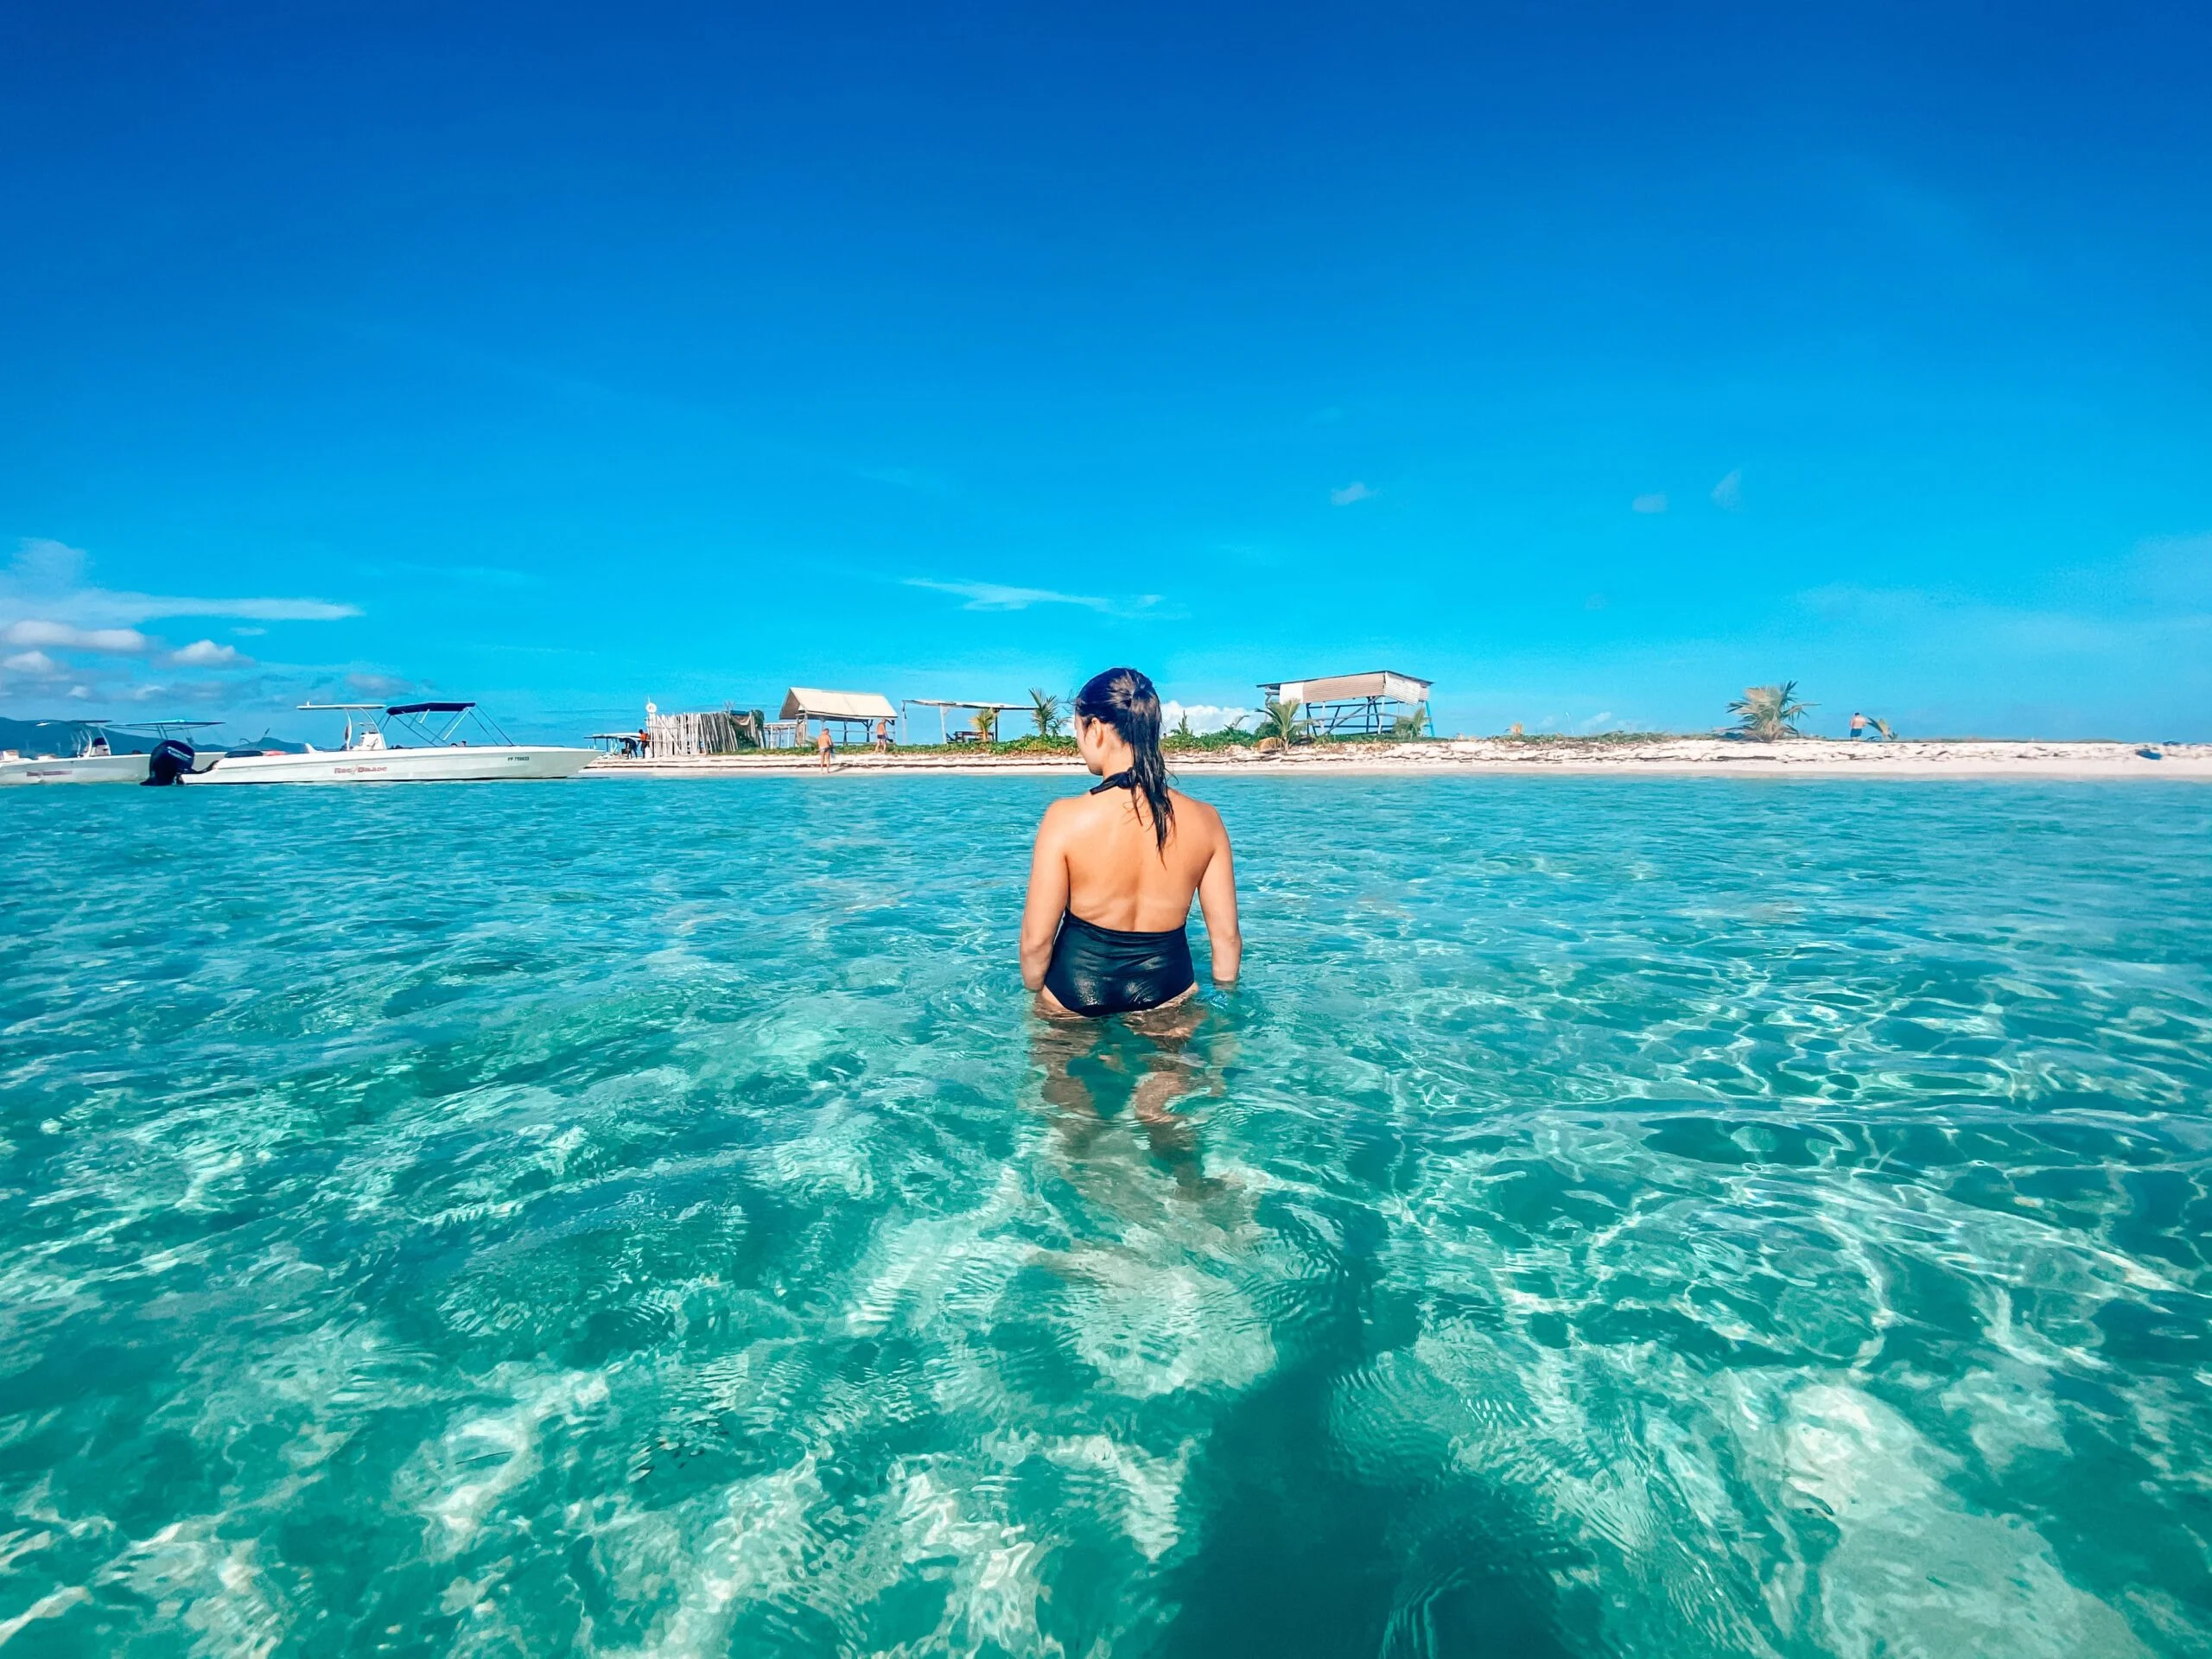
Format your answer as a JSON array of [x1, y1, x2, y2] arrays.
[[1150, 1185, 1593, 1659], [1158, 1366, 1592, 1659]]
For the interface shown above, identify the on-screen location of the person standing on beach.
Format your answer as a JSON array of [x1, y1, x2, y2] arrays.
[[1850, 711, 1870, 739], [1020, 667, 1240, 1017], [816, 725, 835, 769]]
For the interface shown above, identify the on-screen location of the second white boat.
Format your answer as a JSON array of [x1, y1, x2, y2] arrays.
[[0, 720, 224, 786]]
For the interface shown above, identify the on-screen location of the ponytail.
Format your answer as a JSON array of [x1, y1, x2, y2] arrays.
[[1073, 667, 1175, 853]]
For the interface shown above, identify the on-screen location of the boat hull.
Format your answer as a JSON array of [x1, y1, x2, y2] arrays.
[[188, 746, 595, 785], [0, 753, 152, 785]]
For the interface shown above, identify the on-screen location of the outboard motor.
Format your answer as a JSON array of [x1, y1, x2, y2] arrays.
[[143, 739, 196, 786]]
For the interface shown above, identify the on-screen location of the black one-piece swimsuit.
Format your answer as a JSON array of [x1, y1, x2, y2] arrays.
[[1040, 772, 1198, 1017]]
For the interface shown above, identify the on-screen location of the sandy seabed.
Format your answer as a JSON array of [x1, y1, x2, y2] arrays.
[[586, 736, 2211, 780]]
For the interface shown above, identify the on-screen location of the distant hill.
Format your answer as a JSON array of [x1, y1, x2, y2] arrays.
[[0, 717, 308, 755]]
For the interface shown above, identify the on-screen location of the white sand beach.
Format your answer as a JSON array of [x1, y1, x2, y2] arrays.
[[586, 736, 2211, 779]]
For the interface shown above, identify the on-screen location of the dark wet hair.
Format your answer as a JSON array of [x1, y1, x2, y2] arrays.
[[1073, 666, 1174, 852]]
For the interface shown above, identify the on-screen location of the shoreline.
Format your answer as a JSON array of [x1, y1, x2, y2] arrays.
[[584, 737, 2211, 780]]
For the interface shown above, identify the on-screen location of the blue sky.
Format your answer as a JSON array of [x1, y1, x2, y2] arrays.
[[3, 0, 2207, 741]]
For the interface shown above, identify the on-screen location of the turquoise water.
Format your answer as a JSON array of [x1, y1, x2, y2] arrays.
[[2, 776, 2209, 1656]]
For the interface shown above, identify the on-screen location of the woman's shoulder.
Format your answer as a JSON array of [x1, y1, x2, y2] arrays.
[[1166, 787, 1225, 834], [1041, 790, 1106, 829]]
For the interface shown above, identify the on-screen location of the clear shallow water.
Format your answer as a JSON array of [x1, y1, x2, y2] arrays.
[[2, 776, 2209, 1658]]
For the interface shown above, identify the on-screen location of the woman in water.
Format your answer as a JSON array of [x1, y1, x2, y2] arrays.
[[1020, 667, 1240, 1016]]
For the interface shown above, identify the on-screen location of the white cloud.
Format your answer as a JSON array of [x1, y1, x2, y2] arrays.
[[2, 538, 359, 628], [67, 684, 93, 700], [11, 538, 85, 589], [1632, 493, 1669, 514], [1711, 469, 1744, 511], [3, 619, 151, 654], [906, 577, 1156, 615], [3, 650, 60, 674], [1330, 481, 1374, 506], [232, 626, 267, 637], [171, 639, 249, 667], [1161, 701, 1253, 734]]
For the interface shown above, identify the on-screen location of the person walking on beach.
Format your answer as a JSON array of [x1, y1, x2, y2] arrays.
[[1020, 667, 1240, 1016], [1850, 711, 1870, 740]]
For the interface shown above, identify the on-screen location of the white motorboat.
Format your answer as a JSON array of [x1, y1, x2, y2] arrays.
[[189, 702, 593, 785], [0, 720, 220, 785], [0, 726, 149, 785]]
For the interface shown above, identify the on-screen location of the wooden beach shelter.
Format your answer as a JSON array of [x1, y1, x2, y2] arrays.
[[901, 697, 1031, 744], [780, 688, 898, 747], [642, 702, 763, 757], [1256, 670, 1434, 737]]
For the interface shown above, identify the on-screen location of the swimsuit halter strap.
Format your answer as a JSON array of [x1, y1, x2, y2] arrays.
[[1090, 770, 1137, 794]]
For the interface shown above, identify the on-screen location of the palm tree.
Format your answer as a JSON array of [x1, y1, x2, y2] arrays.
[[1391, 701, 1430, 739], [1728, 681, 1814, 741], [1028, 688, 1065, 738], [1254, 697, 1306, 745], [973, 704, 1000, 744]]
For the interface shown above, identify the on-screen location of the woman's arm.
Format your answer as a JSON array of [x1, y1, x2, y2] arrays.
[[1019, 805, 1071, 991], [1196, 815, 1241, 985]]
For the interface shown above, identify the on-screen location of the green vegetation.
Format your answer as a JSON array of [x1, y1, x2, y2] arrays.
[[1163, 724, 1262, 753], [722, 719, 1727, 760], [1390, 701, 1430, 739], [1028, 688, 1065, 738], [1253, 698, 1307, 745], [972, 704, 1000, 742], [1727, 681, 1815, 741]]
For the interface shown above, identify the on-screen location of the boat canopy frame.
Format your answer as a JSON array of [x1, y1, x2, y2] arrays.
[[297, 701, 518, 748], [73, 717, 227, 755]]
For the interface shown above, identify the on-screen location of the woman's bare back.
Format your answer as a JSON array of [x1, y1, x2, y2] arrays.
[[1018, 667, 1243, 1008], [1020, 785, 1241, 993], [1058, 787, 1219, 931]]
